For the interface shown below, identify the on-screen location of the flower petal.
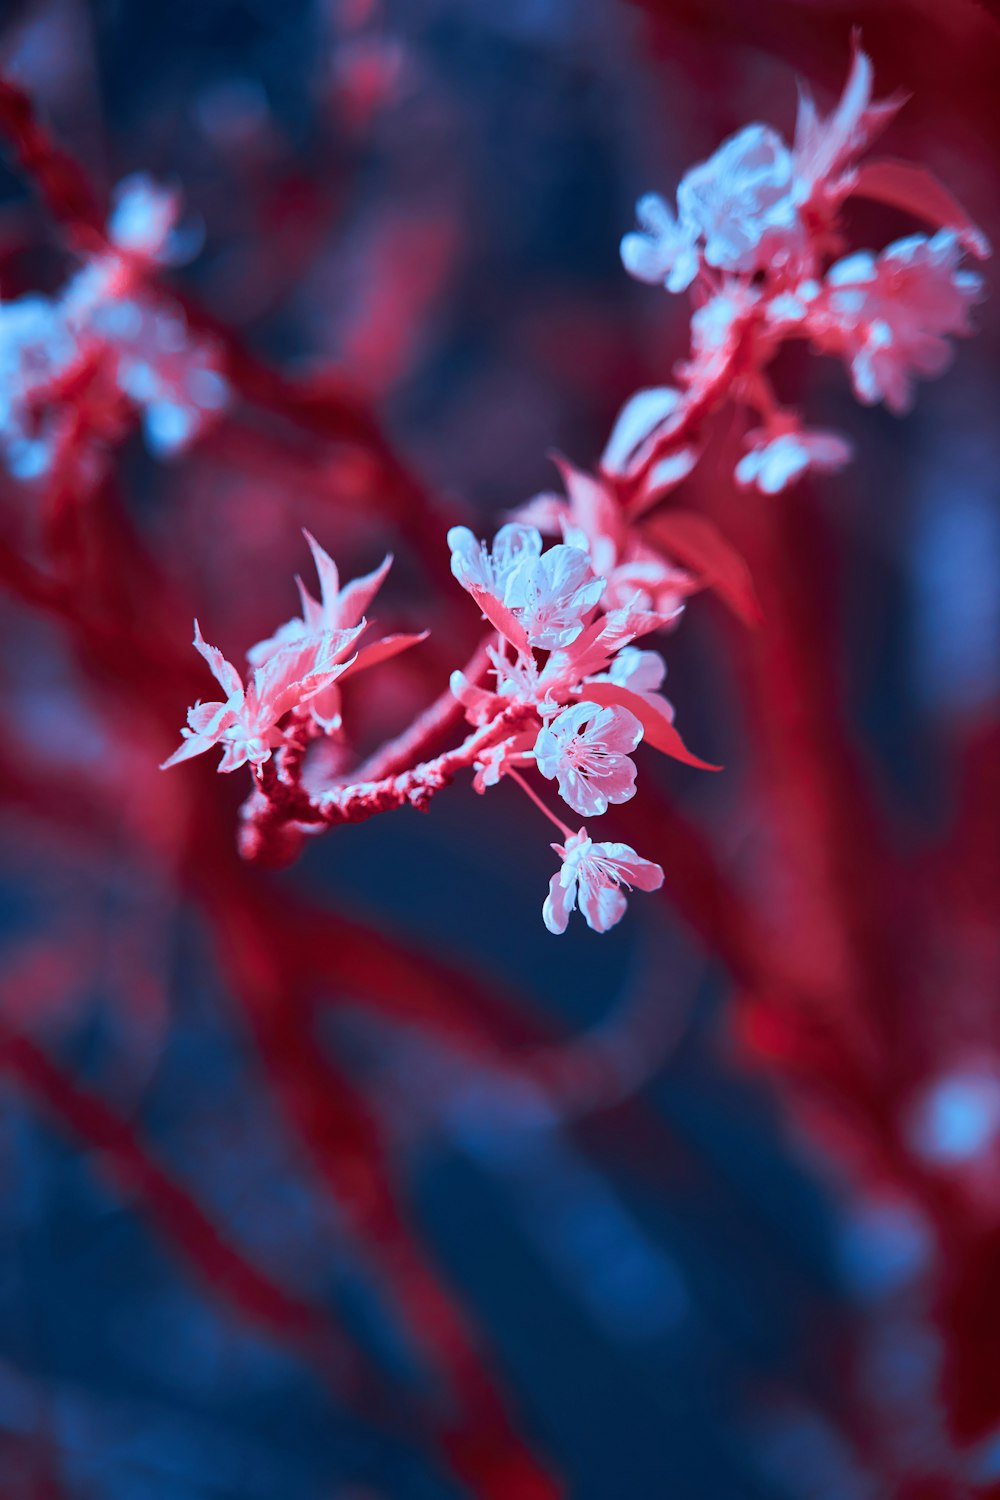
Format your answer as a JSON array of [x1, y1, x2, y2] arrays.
[[542, 871, 574, 935]]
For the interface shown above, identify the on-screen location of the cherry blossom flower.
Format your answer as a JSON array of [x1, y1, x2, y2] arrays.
[[621, 41, 901, 305], [736, 426, 852, 494], [677, 124, 804, 278], [534, 701, 643, 817], [448, 522, 542, 597], [449, 523, 602, 654], [821, 231, 983, 414], [0, 173, 228, 479], [108, 174, 187, 265], [620, 193, 699, 294], [600, 386, 700, 485], [680, 283, 762, 394], [515, 463, 693, 619], [792, 36, 903, 212], [543, 829, 664, 935], [248, 532, 426, 730], [162, 622, 361, 773], [594, 646, 668, 694], [501, 541, 606, 650], [470, 729, 538, 792], [0, 296, 77, 478]]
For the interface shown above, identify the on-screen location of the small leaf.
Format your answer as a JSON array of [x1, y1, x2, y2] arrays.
[[345, 630, 429, 677], [851, 159, 991, 259], [583, 681, 721, 770], [643, 510, 762, 626]]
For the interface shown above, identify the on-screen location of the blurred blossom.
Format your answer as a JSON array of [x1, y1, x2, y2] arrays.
[[909, 1065, 1000, 1165]]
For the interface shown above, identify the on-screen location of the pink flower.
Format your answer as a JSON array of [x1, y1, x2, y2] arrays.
[[621, 42, 904, 303], [249, 530, 392, 663], [677, 124, 804, 278], [620, 193, 699, 294], [822, 231, 983, 414], [162, 622, 361, 773], [679, 284, 762, 399], [108, 174, 185, 265], [543, 829, 664, 935], [595, 646, 668, 694], [516, 463, 693, 621], [735, 425, 852, 494], [792, 38, 902, 210], [539, 601, 675, 704], [501, 541, 605, 650], [248, 532, 425, 731], [470, 729, 538, 793], [534, 701, 642, 817], [447, 523, 542, 597], [601, 386, 699, 484]]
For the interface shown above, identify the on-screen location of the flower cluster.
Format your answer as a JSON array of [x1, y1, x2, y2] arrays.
[[162, 532, 425, 772], [162, 37, 987, 941], [620, 38, 989, 493], [445, 520, 712, 931], [167, 520, 692, 935], [0, 174, 227, 480]]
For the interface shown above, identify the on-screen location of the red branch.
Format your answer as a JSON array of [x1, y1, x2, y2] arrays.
[[0, 76, 107, 249], [0, 1020, 374, 1404], [240, 701, 534, 863]]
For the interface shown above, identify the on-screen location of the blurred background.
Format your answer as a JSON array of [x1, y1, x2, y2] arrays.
[[1, 0, 999, 1495]]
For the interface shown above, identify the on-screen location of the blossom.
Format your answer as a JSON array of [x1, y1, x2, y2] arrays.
[[621, 127, 805, 296], [534, 701, 642, 817], [823, 231, 983, 414], [0, 173, 229, 480], [792, 37, 902, 210], [516, 463, 693, 621], [249, 531, 392, 662], [162, 621, 361, 773], [620, 193, 699, 294], [677, 124, 804, 277], [595, 645, 668, 694], [543, 829, 664, 935], [0, 295, 77, 478], [448, 523, 542, 598], [735, 426, 852, 494], [470, 728, 538, 793], [248, 532, 426, 730], [600, 386, 699, 483], [620, 42, 906, 308], [108, 174, 185, 264], [500, 541, 605, 650]]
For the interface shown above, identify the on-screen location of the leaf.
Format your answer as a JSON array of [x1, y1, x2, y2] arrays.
[[643, 510, 762, 626], [851, 159, 991, 259], [344, 630, 429, 677], [583, 681, 721, 771]]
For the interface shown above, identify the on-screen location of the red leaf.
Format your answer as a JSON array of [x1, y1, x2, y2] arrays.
[[643, 510, 762, 626], [851, 159, 991, 260], [346, 630, 429, 677], [583, 682, 721, 771]]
